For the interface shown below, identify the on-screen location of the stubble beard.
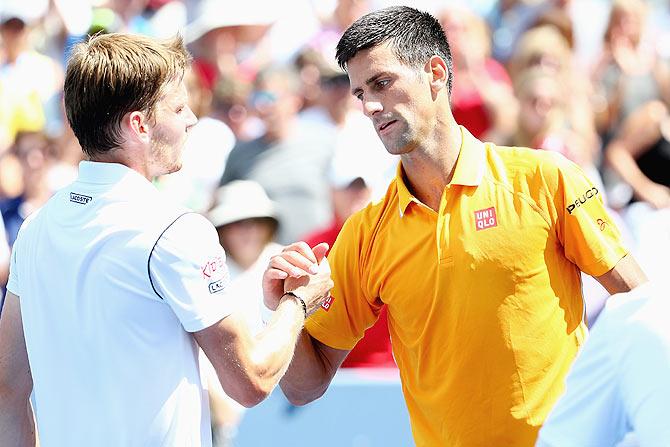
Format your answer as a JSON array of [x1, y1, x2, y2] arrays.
[[380, 119, 414, 155], [150, 134, 183, 176]]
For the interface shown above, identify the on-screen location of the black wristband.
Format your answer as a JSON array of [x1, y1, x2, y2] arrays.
[[282, 291, 307, 318]]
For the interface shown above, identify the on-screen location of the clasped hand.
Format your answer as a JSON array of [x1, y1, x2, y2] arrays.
[[262, 241, 333, 316]]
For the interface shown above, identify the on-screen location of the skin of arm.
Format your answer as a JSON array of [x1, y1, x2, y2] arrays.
[[594, 253, 648, 295], [194, 242, 333, 408], [279, 331, 350, 406], [0, 292, 37, 447]]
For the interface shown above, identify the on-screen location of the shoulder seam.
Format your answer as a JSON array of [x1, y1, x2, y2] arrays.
[[483, 173, 553, 228], [147, 211, 196, 300]]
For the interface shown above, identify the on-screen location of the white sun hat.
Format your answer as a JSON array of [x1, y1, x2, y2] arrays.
[[207, 180, 279, 229], [184, 0, 280, 44]]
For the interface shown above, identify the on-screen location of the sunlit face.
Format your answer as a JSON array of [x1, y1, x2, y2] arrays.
[[217, 218, 275, 269], [251, 76, 300, 137], [519, 77, 561, 135], [348, 43, 436, 156], [149, 79, 197, 176]]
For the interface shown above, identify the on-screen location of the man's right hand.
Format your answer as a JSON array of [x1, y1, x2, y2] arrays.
[[262, 242, 331, 311], [283, 254, 333, 317]]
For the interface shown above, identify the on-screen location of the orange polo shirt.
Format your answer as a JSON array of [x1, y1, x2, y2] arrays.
[[306, 127, 628, 446]]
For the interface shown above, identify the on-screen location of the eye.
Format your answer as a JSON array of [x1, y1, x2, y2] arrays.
[[355, 92, 364, 102], [176, 105, 185, 113], [375, 79, 389, 90]]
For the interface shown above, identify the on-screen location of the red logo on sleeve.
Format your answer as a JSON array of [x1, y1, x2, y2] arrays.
[[474, 207, 498, 231], [201, 256, 225, 279], [321, 295, 334, 312]]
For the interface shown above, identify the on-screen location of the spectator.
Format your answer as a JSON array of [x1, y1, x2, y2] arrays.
[[488, 0, 555, 63], [220, 65, 334, 244], [156, 67, 236, 213], [512, 67, 595, 171], [205, 179, 283, 446], [304, 157, 395, 369], [508, 25, 599, 161], [0, 1, 60, 151], [0, 131, 55, 247], [185, 0, 282, 88], [210, 74, 261, 142], [592, 0, 670, 140], [605, 100, 670, 210], [439, 5, 518, 144]]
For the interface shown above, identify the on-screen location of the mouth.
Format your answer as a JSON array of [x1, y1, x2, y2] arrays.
[[378, 120, 397, 133]]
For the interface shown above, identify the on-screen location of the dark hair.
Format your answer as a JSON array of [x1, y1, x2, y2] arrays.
[[336, 6, 453, 95], [63, 33, 190, 158]]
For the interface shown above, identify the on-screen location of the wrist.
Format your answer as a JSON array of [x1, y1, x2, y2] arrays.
[[281, 291, 307, 319]]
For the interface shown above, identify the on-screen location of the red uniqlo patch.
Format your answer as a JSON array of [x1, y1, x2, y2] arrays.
[[474, 207, 498, 231], [321, 295, 334, 311]]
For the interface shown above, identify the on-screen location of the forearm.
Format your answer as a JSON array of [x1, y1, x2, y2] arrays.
[[280, 330, 337, 405], [606, 143, 653, 195], [246, 297, 306, 395], [0, 396, 36, 447]]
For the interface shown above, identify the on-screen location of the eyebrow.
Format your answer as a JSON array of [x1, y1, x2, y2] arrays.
[[351, 72, 388, 97]]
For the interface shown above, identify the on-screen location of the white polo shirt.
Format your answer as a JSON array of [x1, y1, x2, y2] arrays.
[[7, 161, 238, 447], [537, 283, 670, 447]]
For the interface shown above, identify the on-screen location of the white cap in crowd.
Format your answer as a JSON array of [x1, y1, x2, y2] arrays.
[[207, 180, 278, 229], [185, 0, 280, 43], [0, 0, 49, 25]]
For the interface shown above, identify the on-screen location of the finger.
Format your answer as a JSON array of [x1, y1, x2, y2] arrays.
[[311, 242, 329, 263], [269, 254, 312, 277], [264, 267, 288, 280], [282, 241, 317, 264]]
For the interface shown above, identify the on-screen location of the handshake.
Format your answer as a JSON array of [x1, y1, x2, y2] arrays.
[[262, 241, 334, 318]]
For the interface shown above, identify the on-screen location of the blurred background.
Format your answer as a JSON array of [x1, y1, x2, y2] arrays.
[[1, 0, 669, 445]]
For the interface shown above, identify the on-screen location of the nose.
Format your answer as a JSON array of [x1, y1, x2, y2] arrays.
[[185, 106, 198, 129], [362, 99, 383, 117]]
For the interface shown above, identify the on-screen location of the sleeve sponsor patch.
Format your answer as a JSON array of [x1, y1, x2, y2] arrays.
[[201, 256, 230, 294], [566, 187, 599, 214]]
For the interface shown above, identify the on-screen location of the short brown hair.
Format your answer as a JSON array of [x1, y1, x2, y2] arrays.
[[63, 33, 190, 157]]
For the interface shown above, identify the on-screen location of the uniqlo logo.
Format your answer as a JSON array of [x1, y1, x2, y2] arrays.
[[474, 207, 498, 231], [321, 295, 334, 311]]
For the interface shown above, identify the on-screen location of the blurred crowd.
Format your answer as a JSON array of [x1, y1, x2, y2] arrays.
[[1, 0, 670, 444]]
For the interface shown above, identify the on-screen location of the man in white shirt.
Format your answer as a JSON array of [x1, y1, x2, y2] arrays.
[[0, 33, 332, 447], [537, 282, 670, 447]]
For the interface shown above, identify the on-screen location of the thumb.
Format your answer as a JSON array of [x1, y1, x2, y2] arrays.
[[311, 242, 330, 264]]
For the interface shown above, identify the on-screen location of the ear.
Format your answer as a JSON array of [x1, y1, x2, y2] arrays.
[[426, 55, 448, 94], [128, 111, 151, 144]]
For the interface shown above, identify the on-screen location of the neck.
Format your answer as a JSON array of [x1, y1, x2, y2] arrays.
[[400, 120, 462, 211], [4, 45, 24, 64], [90, 148, 153, 181]]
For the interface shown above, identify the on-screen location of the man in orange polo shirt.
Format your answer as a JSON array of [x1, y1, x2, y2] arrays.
[[270, 6, 648, 447]]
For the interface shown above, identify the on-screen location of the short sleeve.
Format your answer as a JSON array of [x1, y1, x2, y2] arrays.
[[149, 212, 239, 332], [305, 215, 380, 350], [545, 155, 628, 276], [6, 235, 20, 297]]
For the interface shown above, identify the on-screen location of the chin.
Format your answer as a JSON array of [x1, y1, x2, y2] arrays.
[[167, 161, 183, 174]]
